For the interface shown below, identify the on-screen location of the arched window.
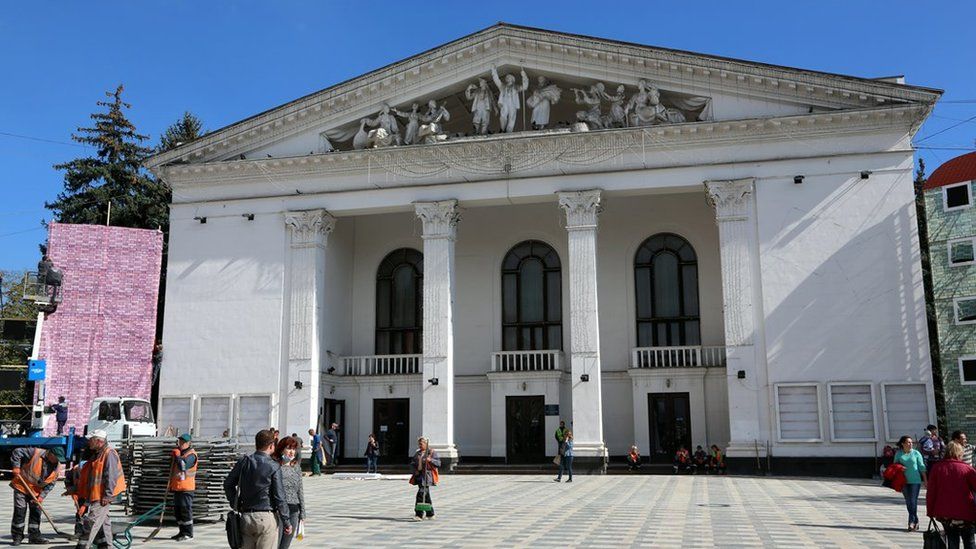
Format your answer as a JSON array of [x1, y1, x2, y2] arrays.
[[376, 248, 423, 354], [502, 240, 562, 351], [634, 234, 700, 347]]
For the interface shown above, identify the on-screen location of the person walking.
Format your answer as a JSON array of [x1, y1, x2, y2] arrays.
[[308, 429, 325, 475], [51, 396, 68, 436], [894, 435, 927, 531], [9, 446, 63, 545], [325, 423, 339, 467], [364, 434, 379, 474], [224, 429, 291, 549], [554, 421, 568, 454], [169, 433, 198, 542], [952, 430, 976, 467], [554, 431, 574, 483], [76, 430, 126, 549], [927, 441, 976, 549], [921, 424, 946, 470], [273, 437, 305, 549], [410, 437, 441, 521]]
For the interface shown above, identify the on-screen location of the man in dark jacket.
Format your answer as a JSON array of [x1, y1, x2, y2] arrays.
[[224, 430, 290, 549]]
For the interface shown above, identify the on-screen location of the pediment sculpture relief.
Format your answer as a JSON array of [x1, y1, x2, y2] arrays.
[[319, 66, 711, 152]]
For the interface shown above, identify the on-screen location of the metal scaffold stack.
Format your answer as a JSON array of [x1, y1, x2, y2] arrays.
[[124, 438, 243, 521]]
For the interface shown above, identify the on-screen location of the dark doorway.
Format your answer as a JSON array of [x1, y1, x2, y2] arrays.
[[373, 398, 409, 462], [322, 398, 345, 461], [648, 392, 692, 463], [505, 395, 546, 463]]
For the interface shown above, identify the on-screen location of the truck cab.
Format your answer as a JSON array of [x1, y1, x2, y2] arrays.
[[87, 397, 157, 442]]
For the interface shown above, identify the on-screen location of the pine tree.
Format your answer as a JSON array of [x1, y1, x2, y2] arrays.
[[158, 111, 204, 153], [46, 84, 170, 230]]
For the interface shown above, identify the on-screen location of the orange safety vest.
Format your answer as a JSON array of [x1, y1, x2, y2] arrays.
[[169, 448, 198, 492], [10, 449, 58, 498], [79, 447, 126, 502]]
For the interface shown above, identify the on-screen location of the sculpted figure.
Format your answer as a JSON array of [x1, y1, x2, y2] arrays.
[[573, 82, 606, 129], [352, 118, 369, 150], [364, 103, 402, 145], [525, 76, 562, 129], [491, 64, 529, 133], [626, 79, 686, 126], [394, 103, 422, 145], [602, 84, 628, 128], [465, 77, 495, 135], [418, 99, 451, 144]]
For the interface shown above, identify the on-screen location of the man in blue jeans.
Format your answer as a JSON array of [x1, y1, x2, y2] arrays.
[[308, 429, 324, 475]]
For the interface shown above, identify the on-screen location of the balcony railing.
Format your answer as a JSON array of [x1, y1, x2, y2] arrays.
[[631, 346, 726, 369], [339, 354, 422, 376], [491, 350, 563, 373]]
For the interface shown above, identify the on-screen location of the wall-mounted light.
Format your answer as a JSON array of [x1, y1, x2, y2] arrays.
[[793, 175, 805, 185], [388, 385, 393, 394], [428, 377, 439, 385], [521, 382, 527, 391], [860, 170, 872, 180], [665, 378, 672, 388], [194, 216, 207, 224], [326, 366, 336, 375], [294, 381, 303, 390], [242, 213, 255, 221], [580, 374, 590, 382], [737, 370, 746, 379]]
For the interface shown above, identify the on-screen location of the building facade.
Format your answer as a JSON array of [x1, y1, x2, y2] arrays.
[[924, 152, 976, 436], [148, 24, 940, 473]]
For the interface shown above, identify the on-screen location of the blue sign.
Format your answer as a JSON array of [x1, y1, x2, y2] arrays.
[[27, 359, 46, 381]]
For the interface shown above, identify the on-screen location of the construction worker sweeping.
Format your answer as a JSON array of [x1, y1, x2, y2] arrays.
[[169, 433, 198, 542], [9, 445, 64, 545], [75, 429, 126, 549]]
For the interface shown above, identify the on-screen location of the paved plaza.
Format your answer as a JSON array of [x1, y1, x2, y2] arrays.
[[3, 474, 928, 547]]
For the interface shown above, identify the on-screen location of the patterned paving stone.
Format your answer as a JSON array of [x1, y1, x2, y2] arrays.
[[0, 474, 931, 548]]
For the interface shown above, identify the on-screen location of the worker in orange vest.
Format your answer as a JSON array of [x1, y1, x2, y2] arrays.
[[9, 446, 64, 546], [169, 433, 198, 542], [76, 430, 125, 549]]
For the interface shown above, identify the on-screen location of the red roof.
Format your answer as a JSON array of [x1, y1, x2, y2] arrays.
[[925, 151, 976, 190]]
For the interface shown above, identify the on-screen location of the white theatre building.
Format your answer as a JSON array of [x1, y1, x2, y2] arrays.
[[148, 24, 941, 474]]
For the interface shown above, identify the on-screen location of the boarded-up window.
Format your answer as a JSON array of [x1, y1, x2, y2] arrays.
[[237, 395, 271, 438], [776, 384, 821, 441], [828, 384, 875, 441], [159, 397, 192, 436], [882, 383, 930, 441], [198, 396, 231, 437]]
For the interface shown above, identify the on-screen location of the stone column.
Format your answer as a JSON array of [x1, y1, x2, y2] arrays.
[[704, 178, 766, 461], [284, 210, 335, 438], [558, 189, 608, 472], [415, 200, 460, 470]]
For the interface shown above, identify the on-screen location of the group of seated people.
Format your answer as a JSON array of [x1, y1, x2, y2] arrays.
[[625, 444, 727, 474]]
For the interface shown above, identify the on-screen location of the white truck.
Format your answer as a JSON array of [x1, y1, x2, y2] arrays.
[[84, 397, 158, 442]]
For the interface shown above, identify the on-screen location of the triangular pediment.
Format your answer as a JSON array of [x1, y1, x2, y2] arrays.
[[146, 23, 940, 170]]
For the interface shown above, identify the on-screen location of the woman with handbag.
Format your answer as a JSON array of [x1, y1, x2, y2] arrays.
[[926, 441, 976, 549], [410, 437, 440, 521], [894, 435, 928, 531]]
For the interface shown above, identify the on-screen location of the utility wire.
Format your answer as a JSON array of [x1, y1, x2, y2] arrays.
[[915, 114, 976, 143], [0, 131, 90, 149]]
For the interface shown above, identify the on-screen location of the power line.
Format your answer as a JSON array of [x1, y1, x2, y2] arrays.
[[0, 227, 45, 239], [0, 131, 89, 149], [915, 114, 976, 143], [916, 146, 976, 151]]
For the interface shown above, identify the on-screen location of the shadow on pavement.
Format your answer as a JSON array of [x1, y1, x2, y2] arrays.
[[792, 523, 908, 533], [334, 515, 422, 523]]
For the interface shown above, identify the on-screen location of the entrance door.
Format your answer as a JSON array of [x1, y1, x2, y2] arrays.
[[322, 399, 345, 460], [373, 398, 409, 463], [647, 392, 692, 463], [505, 395, 545, 463]]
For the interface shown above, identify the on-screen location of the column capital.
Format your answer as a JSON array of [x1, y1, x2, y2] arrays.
[[704, 178, 755, 221], [415, 200, 460, 240], [557, 189, 602, 229], [285, 209, 335, 246]]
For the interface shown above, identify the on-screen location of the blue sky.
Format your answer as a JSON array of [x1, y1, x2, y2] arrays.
[[1, 1, 973, 270]]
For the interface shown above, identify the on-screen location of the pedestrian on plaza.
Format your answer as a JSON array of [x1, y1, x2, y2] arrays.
[[627, 445, 642, 471], [9, 445, 63, 545], [554, 421, 568, 453], [224, 429, 291, 549], [169, 433, 198, 542], [926, 441, 976, 548], [554, 431, 574, 483], [693, 445, 709, 474], [77, 429, 127, 549], [273, 437, 305, 549], [365, 434, 379, 474], [921, 424, 946, 470], [291, 433, 302, 460], [893, 435, 927, 531], [63, 447, 89, 540], [308, 429, 325, 475], [51, 396, 68, 436], [952, 430, 976, 467], [325, 423, 339, 467], [410, 437, 441, 520], [709, 445, 727, 474]]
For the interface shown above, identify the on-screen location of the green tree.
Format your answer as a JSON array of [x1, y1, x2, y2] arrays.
[[46, 84, 170, 231], [0, 271, 37, 423], [158, 111, 204, 153], [914, 159, 946, 430]]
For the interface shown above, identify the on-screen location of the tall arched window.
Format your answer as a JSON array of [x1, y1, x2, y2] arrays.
[[502, 240, 562, 351], [376, 248, 423, 354], [634, 234, 700, 347]]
